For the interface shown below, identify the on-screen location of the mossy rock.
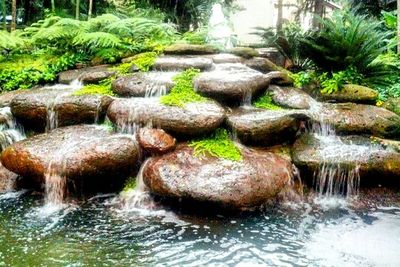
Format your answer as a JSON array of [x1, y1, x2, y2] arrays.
[[322, 84, 378, 104], [227, 47, 259, 59], [383, 98, 400, 116], [164, 44, 220, 55]]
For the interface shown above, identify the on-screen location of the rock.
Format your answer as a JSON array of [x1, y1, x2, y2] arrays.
[[112, 72, 177, 97], [0, 163, 18, 193], [164, 44, 220, 55], [313, 103, 400, 139], [292, 133, 400, 179], [228, 47, 258, 59], [256, 47, 285, 67], [107, 98, 225, 136], [0, 90, 27, 108], [268, 85, 316, 109], [383, 98, 400, 116], [244, 57, 281, 73], [10, 87, 113, 131], [227, 108, 309, 146], [58, 65, 115, 84], [137, 128, 176, 155], [209, 53, 243, 64], [153, 56, 213, 71], [265, 71, 294, 86], [143, 144, 293, 210], [194, 64, 270, 104], [322, 84, 379, 104], [1, 125, 139, 193]]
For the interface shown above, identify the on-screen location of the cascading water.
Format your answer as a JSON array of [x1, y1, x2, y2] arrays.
[[208, 3, 234, 49], [144, 72, 177, 98], [0, 107, 25, 150]]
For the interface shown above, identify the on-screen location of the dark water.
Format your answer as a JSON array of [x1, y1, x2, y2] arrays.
[[1, 191, 400, 267]]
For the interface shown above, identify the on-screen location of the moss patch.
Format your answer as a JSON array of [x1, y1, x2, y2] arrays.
[[122, 176, 137, 193], [160, 68, 206, 107], [253, 94, 283, 110], [114, 52, 158, 74], [189, 128, 242, 161], [73, 78, 115, 96]]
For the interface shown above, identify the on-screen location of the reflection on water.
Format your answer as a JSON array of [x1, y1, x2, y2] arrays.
[[0, 191, 399, 267]]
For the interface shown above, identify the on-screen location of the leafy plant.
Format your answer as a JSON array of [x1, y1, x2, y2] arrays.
[[73, 78, 115, 96], [289, 71, 317, 88], [189, 128, 241, 161], [319, 67, 364, 94], [253, 94, 282, 110], [160, 68, 206, 107]]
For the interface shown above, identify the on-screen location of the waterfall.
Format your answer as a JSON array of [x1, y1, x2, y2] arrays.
[[208, 3, 234, 49], [0, 107, 25, 150]]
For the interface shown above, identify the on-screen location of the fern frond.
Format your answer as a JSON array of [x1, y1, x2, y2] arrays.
[[73, 32, 122, 51]]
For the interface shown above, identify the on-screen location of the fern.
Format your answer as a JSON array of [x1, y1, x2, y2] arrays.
[[0, 31, 26, 50], [73, 32, 122, 51]]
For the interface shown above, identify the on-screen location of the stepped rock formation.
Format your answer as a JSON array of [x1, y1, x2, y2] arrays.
[[58, 65, 115, 84], [153, 56, 214, 71]]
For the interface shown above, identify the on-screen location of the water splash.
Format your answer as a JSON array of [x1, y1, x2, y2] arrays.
[[0, 107, 25, 150], [208, 3, 234, 49], [144, 72, 176, 98]]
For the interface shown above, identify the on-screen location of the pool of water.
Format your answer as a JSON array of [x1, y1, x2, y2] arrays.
[[1, 190, 400, 267]]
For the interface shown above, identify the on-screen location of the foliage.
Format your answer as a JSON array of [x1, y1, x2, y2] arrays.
[[0, 31, 26, 51], [180, 27, 209, 45], [160, 68, 206, 107], [319, 67, 364, 94], [253, 94, 282, 110], [122, 176, 137, 193], [189, 128, 242, 161], [114, 52, 158, 74], [73, 78, 115, 96], [289, 71, 317, 88]]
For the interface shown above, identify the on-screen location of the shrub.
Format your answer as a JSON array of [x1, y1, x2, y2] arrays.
[[189, 128, 242, 161]]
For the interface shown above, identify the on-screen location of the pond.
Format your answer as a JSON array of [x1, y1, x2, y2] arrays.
[[1, 190, 399, 267]]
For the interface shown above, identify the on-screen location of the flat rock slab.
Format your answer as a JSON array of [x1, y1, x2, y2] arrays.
[[265, 71, 294, 86], [322, 84, 378, 104], [58, 65, 115, 84], [107, 98, 225, 136], [268, 85, 316, 109], [194, 63, 270, 104], [227, 108, 309, 146], [1, 125, 139, 192], [0, 90, 28, 108], [244, 57, 281, 73], [143, 144, 294, 210], [164, 44, 220, 55], [10, 86, 113, 131], [292, 133, 400, 178], [153, 56, 213, 71], [313, 103, 400, 139], [256, 48, 285, 67], [208, 53, 243, 64], [112, 72, 177, 97]]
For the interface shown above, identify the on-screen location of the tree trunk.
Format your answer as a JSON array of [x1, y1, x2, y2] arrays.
[[398, 0, 400, 54], [88, 0, 93, 19], [276, 0, 283, 31], [313, 0, 324, 29], [2, 0, 6, 30], [75, 0, 80, 20], [11, 0, 16, 31], [51, 0, 55, 13]]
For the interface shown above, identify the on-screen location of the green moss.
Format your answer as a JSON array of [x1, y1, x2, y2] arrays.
[[73, 78, 115, 96], [122, 177, 137, 193], [189, 128, 242, 161], [253, 94, 283, 110], [114, 52, 158, 74], [160, 68, 206, 107]]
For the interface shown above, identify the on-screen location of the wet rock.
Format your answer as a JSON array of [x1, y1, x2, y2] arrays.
[[265, 71, 294, 86], [0, 90, 27, 108], [107, 98, 225, 136], [313, 103, 400, 139], [153, 56, 213, 71], [209, 53, 243, 64], [10, 87, 113, 131], [164, 44, 220, 55], [292, 133, 400, 178], [58, 65, 115, 84], [256, 47, 285, 67], [0, 163, 18, 193], [244, 57, 281, 73], [383, 98, 400, 116], [268, 85, 316, 109], [194, 64, 270, 104], [137, 128, 176, 155], [112, 72, 176, 97], [322, 84, 379, 104], [228, 47, 258, 59], [1, 125, 139, 193], [143, 144, 293, 210], [227, 108, 309, 146]]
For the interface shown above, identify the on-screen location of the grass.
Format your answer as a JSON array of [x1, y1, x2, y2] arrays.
[[189, 128, 242, 161], [253, 94, 283, 110], [160, 68, 206, 107], [73, 78, 115, 96]]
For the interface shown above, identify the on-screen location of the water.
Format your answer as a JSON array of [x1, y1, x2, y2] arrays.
[[0, 107, 25, 150], [143, 72, 177, 98], [1, 190, 400, 266], [208, 3, 234, 49]]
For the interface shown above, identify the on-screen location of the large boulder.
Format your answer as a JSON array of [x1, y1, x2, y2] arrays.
[[383, 98, 400, 116], [153, 56, 213, 71], [143, 144, 294, 210], [322, 84, 379, 104], [164, 44, 220, 55], [0, 90, 28, 108], [107, 98, 226, 136], [265, 71, 294, 86], [0, 163, 18, 193], [137, 128, 176, 155], [58, 65, 115, 84], [194, 63, 270, 104], [244, 57, 281, 73], [112, 72, 176, 97], [10, 87, 113, 131], [268, 85, 316, 109], [256, 47, 285, 67], [227, 108, 309, 146], [312, 103, 400, 139], [1, 125, 139, 193], [227, 47, 258, 59], [292, 133, 400, 179]]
